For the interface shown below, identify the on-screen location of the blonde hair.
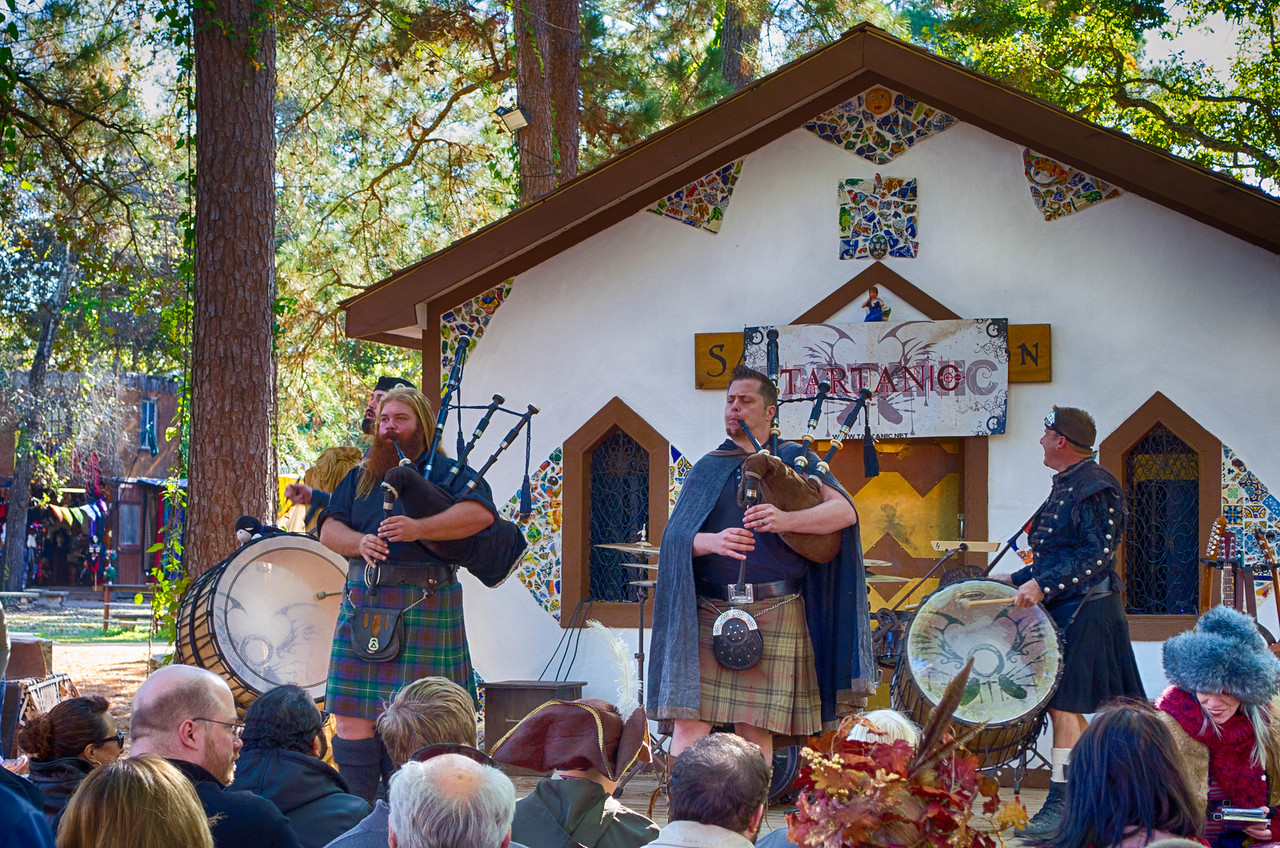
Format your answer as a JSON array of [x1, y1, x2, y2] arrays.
[[356, 387, 438, 498], [306, 446, 363, 494], [847, 709, 921, 747], [377, 677, 477, 769], [57, 755, 214, 848]]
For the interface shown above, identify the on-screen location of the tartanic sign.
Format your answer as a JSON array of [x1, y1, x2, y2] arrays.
[[1008, 324, 1051, 383], [694, 332, 744, 389], [697, 325, 1051, 388]]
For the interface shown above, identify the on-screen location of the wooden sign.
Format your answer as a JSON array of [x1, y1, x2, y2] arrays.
[[694, 332, 744, 389], [697, 324, 1050, 388], [1008, 324, 1051, 383]]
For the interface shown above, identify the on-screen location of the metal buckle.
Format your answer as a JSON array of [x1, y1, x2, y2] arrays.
[[727, 583, 755, 604], [363, 562, 380, 589]]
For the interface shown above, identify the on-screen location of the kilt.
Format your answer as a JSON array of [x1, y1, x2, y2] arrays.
[[1047, 590, 1144, 713], [325, 578, 476, 720], [694, 594, 821, 736]]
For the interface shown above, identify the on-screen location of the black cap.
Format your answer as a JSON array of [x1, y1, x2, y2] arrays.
[[374, 376, 415, 393]]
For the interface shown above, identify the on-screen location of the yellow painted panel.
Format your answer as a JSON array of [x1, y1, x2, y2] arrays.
[[854, 472, 961, 559]]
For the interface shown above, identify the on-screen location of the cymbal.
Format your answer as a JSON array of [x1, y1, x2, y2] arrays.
[[866, 573, 911, 584], [863, 559, 895, 570], [628, 579, 658, 589], [595, 541, 660, 556]]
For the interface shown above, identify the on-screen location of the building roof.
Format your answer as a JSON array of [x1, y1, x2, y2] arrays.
[[341, 23, 1280, 344]]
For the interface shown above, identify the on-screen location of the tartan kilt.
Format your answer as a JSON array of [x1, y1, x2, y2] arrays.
[[695, 594, 822, 736], [325, 578, 476, 720]]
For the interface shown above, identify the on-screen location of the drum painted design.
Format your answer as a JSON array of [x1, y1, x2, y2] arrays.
[[892, 579, 1061, 767], [176, 534, 346, 709]]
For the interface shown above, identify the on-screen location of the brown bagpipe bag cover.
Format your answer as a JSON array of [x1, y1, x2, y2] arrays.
[[736, 452, 841, 564]]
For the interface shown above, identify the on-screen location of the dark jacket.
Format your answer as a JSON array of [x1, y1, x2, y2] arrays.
[[168, 758, 301, 848], [230, 748, 371, 848], [512, 776, 660, 848], [0, 781, 54, 848], [26, 755, 93, 825]]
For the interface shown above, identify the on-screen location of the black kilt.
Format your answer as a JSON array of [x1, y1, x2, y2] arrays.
[[1047, 591, 1145, 713]]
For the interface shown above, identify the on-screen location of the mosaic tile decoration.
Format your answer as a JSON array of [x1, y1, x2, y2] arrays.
[[500, 446, 564, 619], [440, 279, 514, 388], [670, 445, 693, 513], [804, 86, 957, 164], [839, 174, 918, 260], [1222, 445, 1280, 566], [1022, 149, 1123, 222], [648, 160, 745, 234]]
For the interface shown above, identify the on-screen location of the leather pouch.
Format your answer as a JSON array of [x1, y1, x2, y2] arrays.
[[350, 606, 406, 662]]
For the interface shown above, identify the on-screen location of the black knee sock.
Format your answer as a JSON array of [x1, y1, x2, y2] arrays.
[[332, 735, 383, 803], [378, 733, 394, 793]]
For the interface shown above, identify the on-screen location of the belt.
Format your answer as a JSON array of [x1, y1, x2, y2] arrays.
[[348, 560, 457, 589], [695, 578, 802, 603]]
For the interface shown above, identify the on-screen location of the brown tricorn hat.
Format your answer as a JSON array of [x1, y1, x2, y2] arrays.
[[491, 699, 650, 781]]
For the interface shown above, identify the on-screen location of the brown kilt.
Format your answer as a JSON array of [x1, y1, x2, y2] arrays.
[[695, 594, 821, 736]]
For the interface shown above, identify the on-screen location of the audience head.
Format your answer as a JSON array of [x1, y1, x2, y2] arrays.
[[377, 676, 477, 770], [847, 709, 921, 747], [129, 665, 242, 784], [387, 753, 516, 848], [241, 684, 326, 758], [56, 754, 214, 848], [1048, 702, 1203, 848], [668, 734, 769, 841], [491, 698, 650, 793], [18, 695, 122, 767], [305, 446, 363, 494]]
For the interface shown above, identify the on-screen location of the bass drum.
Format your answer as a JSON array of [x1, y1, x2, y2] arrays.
[[175, 533, 347, 711], [891, 579, 1062, 768]]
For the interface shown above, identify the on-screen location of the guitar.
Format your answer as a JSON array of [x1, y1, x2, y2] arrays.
[[1254, 528, 1280, 655], [1205, 517, 1243, 611]]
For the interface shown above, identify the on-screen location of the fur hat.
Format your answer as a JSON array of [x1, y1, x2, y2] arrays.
[[1163, 606, 1280, 705], [491, 699, 650, 781]]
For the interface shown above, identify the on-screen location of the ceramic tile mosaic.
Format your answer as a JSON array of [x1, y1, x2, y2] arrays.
[[500, 446, 563, 619], [839, 174, 918, 260], [670, 446, 693, 512], [804, 86, 957, 164], [648, 160, 744, 234], [1022, 149, 1123, 222], [1221, 445, 1280, 566], [440, 280, 513, 388]]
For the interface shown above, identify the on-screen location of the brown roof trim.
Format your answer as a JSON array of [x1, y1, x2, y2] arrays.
[[343, 25, 1280, 341]]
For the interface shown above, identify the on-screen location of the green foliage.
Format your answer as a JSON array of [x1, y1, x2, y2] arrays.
[[911, 0, 1280, 186]]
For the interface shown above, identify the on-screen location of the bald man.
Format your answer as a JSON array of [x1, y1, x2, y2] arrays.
[[387, 754, 529, 848], [131, 666, 300, 848]]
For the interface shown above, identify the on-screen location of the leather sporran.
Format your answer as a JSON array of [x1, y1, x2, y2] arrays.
[[712, 608, 764, 670], [350, 606, 406, 662]]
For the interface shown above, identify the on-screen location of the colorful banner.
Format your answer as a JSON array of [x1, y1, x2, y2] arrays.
[[742, 319, 1009, 439]]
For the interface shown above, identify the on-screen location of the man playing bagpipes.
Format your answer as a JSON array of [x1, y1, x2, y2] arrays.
[[317, 385, 527, 802], [648, 365, 876, 764]]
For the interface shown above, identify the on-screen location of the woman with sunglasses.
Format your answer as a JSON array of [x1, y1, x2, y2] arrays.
[[17, 695, 124, 825], [228, 685, 371, 848]]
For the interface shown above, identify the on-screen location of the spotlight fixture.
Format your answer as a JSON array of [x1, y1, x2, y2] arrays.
[[493, 105, 530, 133]]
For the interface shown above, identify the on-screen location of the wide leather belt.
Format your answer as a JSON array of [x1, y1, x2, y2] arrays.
[[695, 578, 802, 603], [348, 560, 457, 589]]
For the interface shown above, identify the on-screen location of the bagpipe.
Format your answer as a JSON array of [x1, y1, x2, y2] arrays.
[[380, 338, 539, 588], [735, 328, 878, 564]]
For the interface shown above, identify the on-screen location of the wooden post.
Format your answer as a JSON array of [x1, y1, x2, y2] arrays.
[[102, 583, 111, 634]]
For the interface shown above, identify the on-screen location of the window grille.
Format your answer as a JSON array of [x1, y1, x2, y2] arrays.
[[588, 430, 650, 602], [1123, 424, 1199, 614]]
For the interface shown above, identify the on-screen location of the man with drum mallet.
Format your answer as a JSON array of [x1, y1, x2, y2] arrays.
[[286, 376, 415, 512], [1000, 406, 1144, 837], [318, 387, 497, 802], [649, 365, 875, 764]]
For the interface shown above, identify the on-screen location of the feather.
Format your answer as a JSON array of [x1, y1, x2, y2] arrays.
[[587, 619, 640, 716], [909, 656, 978, 779]]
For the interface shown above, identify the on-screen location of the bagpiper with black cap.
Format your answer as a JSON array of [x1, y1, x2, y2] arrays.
[[1006, 405, 1146, 837], [1156, 605, 1280, 848]]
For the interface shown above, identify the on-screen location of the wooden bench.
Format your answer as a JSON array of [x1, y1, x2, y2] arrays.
[[34, 590, 67, 609], [0, 591, 42, 610]]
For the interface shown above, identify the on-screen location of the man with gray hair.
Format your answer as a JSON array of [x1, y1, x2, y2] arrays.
[[649, 734, 769, 848], [130, 665, 300, 848], [388, 754, 517, 848]]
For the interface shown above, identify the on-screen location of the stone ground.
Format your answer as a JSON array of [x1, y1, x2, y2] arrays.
[[12, 602, 1047, 838]]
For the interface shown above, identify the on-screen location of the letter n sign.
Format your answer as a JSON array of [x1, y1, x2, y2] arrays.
[[1008, 324, 1051, 383]]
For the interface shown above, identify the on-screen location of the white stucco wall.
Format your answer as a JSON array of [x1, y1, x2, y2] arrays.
[[448, 118, 1280, 711]]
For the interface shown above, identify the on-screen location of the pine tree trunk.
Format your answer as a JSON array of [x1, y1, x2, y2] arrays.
[[3, 244, 76, 590], [720, 0, 760, 90], [514, 0, 557, 202], [548, 0, 579, 185], [187, 0, 278, 579]]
